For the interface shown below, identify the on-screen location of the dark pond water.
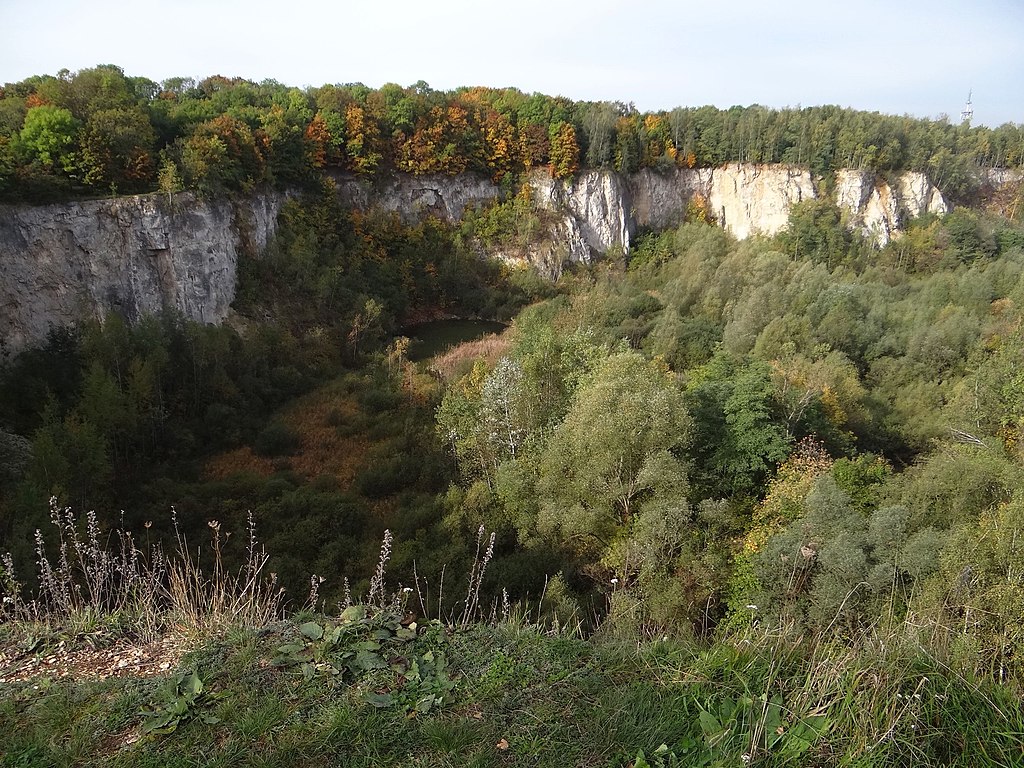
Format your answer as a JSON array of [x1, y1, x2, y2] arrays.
[[402, 319, 507, 362]]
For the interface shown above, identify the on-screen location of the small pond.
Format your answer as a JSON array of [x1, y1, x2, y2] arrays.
[[402, 319, 507, 362]]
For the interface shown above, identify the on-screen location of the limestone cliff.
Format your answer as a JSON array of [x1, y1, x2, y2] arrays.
[[531, 170, 632, 259], [510, 165, 946, 272], [332, 172, 501, 223], [0, 191, 284, 354], [0, 164, 958, 352], [328, 166, 950, 274], [834, 170, 948, 246], [707, 164, 818, 240]]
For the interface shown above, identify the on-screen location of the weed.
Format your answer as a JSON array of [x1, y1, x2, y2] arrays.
[[459, 525, 496, 628], [632, 743, 681, 768], [270, 605, 455, 716], [139, 669, 221, 734], [1, 504, 283, 644], [695, 692, 828, 765]]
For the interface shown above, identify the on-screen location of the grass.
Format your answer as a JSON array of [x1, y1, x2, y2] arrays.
[[427, 332, 511, 381], [3, 502, 1024, 766], [5, 611, 1024, 767]]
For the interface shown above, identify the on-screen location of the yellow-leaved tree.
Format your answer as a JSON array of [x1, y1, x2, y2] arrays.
[[548, 121, 579, 179]]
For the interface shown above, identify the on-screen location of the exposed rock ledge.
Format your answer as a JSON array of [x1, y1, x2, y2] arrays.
[[0, 165, 957, 352], [0, 191, 283, 355], [532, 164, 949, 257], [336, 165, 949, 276]]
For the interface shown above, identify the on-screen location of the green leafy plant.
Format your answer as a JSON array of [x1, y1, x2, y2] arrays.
[[632, 743, 681, 768], [271, 606, 456, 715], [140, 669, 221, 735], [695, 693, 828, 765]]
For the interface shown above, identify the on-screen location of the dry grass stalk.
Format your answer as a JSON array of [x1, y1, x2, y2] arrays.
[[1, 503, 283, 642]]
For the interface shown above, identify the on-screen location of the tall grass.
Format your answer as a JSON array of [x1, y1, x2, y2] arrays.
[[0, 499, 283, 641], [164, 510, 284, 635], [0, 503, 506, 646], [670, 622, 1024, 766], [4, 511, 1024, 765]]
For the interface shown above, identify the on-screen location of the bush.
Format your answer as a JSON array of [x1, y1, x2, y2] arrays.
[[358, 386, 403, 414], [355, 456, 411, 498], [253, 422, 300, 457]]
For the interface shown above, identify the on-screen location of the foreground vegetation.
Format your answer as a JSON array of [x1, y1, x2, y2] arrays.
[[7, 612, 1024, 767], [1, 510, 1023, 767]]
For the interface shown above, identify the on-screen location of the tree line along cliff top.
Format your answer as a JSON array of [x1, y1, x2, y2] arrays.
[[1, 64, 1022, 205]]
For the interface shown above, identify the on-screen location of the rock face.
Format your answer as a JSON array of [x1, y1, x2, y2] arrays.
[[0, 191, 284, 354], [332, 172, 501, 222], [330, 166, 949, 275], [707, 163, 818, 240], [628, 168, 713, 231], [511, 165, 943, 273], [529, 170, 632, 266], [0, 164, 958, 352], [834, 170, 948, 246]]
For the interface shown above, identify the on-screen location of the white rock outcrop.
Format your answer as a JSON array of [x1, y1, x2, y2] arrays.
[[531, 170, 632, 259], [835, 170, 948, 246], [707, 163, 817, 240], [1, 163, 962, 351]]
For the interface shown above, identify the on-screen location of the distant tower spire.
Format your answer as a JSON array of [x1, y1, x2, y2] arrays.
[[961, 90, 974, 125]]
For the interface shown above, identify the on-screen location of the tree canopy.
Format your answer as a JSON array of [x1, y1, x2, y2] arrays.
[[2, 65, 1022, 203]]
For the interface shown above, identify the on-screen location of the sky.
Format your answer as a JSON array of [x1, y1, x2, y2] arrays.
[[1, 0, 1022, 126]]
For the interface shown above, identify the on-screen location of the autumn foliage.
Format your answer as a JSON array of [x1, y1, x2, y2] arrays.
[[548, 122, 580, 179], [3, 64, 1024, 204]]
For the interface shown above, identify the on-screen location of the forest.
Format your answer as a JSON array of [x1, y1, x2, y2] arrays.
[[3, 64, 1024, 766], [1, 64, 1023, 205]]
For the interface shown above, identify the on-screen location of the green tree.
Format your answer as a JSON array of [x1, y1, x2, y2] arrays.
[[777, 198, 853, 267], [78, 105, 156, 190], [686, 352, 791, 498], [940, 208, 996, 263], [0, 428, 31, 488], [580, 101, 618, 167], [179, 114, 265, 194], [614, 115, 643, 173], [751, 477, 930, 633], [22, 411, 111, 512], [536, 350, 691, 556], [436, 359, 494, 484], [157, 154, 183, 201], [18, 105, 79, 172], [479, 357, 529, 461]]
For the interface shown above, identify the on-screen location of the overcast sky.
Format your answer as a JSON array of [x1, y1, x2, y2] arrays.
[[2, 0, 1022, 127]]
